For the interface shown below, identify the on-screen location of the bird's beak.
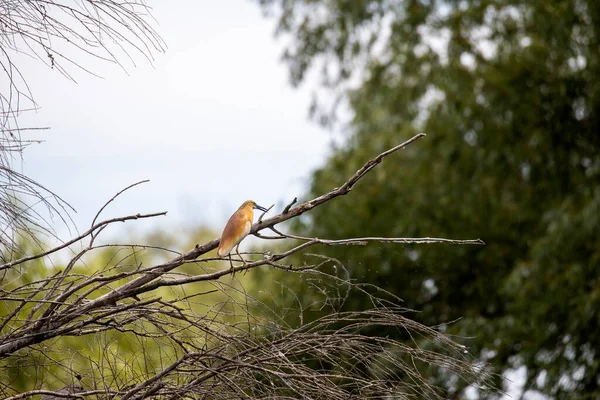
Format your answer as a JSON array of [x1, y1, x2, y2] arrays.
[[255, 204, 268, 212]]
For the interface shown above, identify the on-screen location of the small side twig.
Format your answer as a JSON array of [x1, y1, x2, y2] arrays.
[[283, 197, 297, 213]]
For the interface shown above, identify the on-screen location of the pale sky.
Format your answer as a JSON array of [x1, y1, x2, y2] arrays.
[[15, 1, 332, 242]]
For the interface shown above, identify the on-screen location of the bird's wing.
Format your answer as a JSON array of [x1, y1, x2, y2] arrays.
[[242, 219, 252, 238], [217, 212, 252, 256]]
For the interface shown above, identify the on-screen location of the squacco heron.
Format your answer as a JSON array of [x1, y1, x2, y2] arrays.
[[217, 200, 268, 270]]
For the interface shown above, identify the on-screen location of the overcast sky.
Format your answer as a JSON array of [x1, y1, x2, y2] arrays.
[[15, 1, 332, 242]]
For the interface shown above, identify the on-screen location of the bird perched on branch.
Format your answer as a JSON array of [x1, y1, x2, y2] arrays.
[[217, 200, 268, 271]]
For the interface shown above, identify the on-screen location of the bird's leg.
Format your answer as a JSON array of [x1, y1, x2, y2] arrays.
[[228, 254, 235, 275], [236, 244, 246, 267]]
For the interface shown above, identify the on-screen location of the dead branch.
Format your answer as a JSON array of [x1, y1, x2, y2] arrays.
[[0, 133, 496, 398]]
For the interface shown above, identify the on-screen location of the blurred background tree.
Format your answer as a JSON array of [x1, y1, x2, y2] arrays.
[[253, 0, 600, 398]]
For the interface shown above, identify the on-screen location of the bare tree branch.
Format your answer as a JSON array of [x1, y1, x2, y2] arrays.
[[0, 134, 497, 398], [0, 0, 165, 256]]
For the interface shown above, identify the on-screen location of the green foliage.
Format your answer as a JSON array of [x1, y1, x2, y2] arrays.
[[255, 0, 600, 397]]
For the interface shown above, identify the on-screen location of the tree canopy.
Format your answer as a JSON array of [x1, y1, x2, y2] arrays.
[[255, 0, 600, 398]]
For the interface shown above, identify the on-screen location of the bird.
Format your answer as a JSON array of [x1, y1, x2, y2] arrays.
[[217, 200, 268, 271]]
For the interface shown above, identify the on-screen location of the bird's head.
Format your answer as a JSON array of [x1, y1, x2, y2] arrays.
[[240, 200, 268, 212]]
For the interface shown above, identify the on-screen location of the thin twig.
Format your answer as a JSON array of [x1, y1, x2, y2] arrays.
[[0, 211, 167, 271]]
